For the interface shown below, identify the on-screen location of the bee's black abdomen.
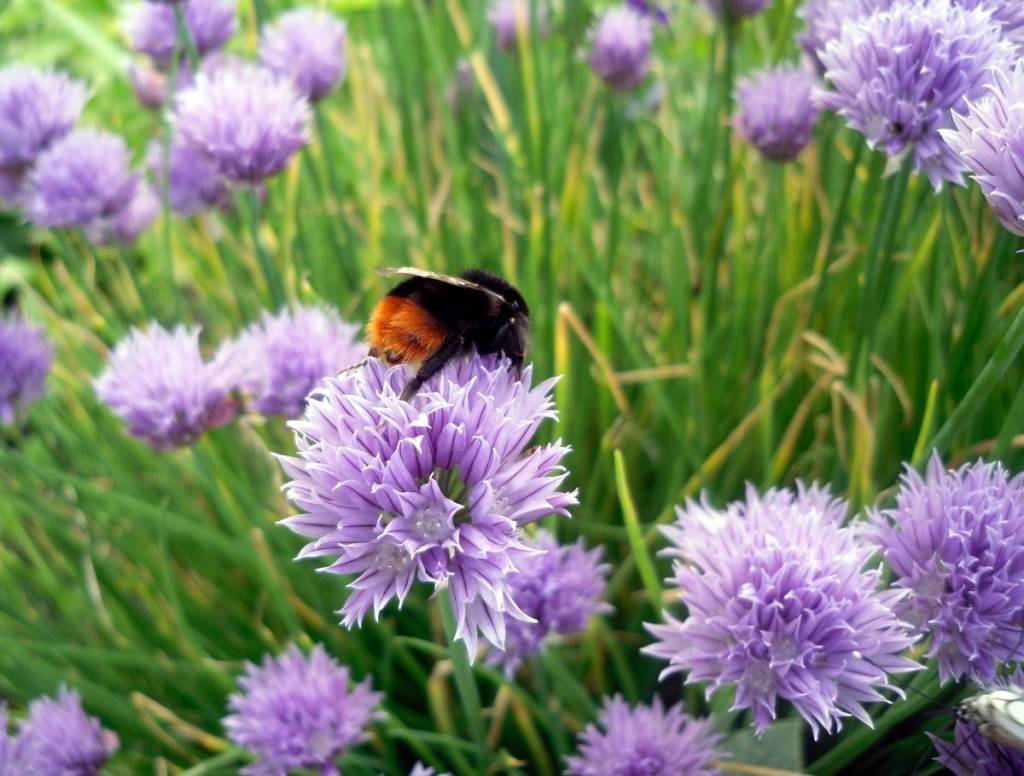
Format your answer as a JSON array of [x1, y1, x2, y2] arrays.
[[386, 277, 486, 332]]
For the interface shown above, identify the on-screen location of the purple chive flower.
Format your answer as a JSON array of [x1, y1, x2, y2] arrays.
[[87, 181, 159, 245], [15, 687, 119, 776], [645, 484, 920, 737], [172, 64, 310, 184], [975, 0, 1024, 51], [228, 305, 363, 418], [129, 60, 197, 110], [941, 66, 1024, 236], [224, 644, 383, 776], [126, 0, 237, 64], [488, 531, 611, 676], [489, 0, 550, 51], [627, 0, 670, 24], [279, 354, 577, 655], [802, 1, 1024, 66], [932, 719, 1024, 775], [22, 128, 139, 229], [0, 65, 88, 183], [565, 696, 722, 776], [447, 59, 476, 113], [0, 706, 15, 773], [700, 0, 772, 20], [147, 135, 227, 216], [129, 61, 170, 110], [933, 725, 1024, 776], [0, 313, 53, 425], [589, 7, 654, 93], [259, 8, 347, 103], [735, 65, 821, 162], [818, 1, 1014, 190], [798, 0, 874, 69], [0, 169, 22, 205], [95, 323, 239, 450], [869, 455, 1024, 684]]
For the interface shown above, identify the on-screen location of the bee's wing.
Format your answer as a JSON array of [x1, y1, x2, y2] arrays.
[[376, 266, 506, 302]]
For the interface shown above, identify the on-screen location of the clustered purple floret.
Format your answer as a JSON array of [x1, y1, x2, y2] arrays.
[[0, 707, 11, 774], [968, 0, 1024, 52], [279, 354, 577, 655], [129, 61, 170, 110], [86, 182, 160, 245], [932, 718, 1024, 776], [565, 695, 722, 776], [172, 63, 311, 184], [626, 0, 670, 24], [735, 65, 821, 162], [942, 65, 1024, 236], [0, 313, 53, 424], [224, 644, 382, 776], [869, 455, 1024, 684], [226, 305, 364, 418], [147, 134, 228, 216], [22, 128, 139, 228], [589, 6, 654, 93], [801, 0, 1024, 70], [489, 0, 550, 51], [94, 323, 239, 450], [646, 483, 920, 737], [1, 687, 119, 776], [126, 0, 237, 64], [0, 65, 87, 182], [447, 59, 476, 113], [259, 8, 348, 102], [488, 530, 610, 676], [817, 0, 1014, 189]]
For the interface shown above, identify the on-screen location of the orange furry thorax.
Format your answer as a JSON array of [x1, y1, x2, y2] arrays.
[[366, 295, 448, 366]]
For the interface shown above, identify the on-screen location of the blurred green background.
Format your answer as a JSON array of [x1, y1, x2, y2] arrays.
[[2, 0, 1023, 773]]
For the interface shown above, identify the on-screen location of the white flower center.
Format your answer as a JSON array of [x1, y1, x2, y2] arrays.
[[914, 570, 945, 599], [493, 495, 513, 517], [747, 661, 776, 693], [376, 543, 412, 573], [412, 508, 449, 542], [772, 636, 798, 662]]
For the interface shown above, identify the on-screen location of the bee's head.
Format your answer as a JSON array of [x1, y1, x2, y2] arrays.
[[494, 284, 530, 371], [460, 269, 531, 372]]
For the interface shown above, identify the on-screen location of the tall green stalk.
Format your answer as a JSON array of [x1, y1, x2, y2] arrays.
[[243, 188, 287, 309], [438, 595, 488, 773]]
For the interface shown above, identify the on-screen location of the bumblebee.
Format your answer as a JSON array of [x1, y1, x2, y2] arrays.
[[367, 267, 530, 400]]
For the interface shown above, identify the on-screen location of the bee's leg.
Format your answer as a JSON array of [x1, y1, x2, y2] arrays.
[[400, 335, 464, 401], [336, 356, 369, 377], [509, 354, 524, 378]]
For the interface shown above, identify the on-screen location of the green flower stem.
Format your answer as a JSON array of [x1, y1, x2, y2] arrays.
[[438, 594, 488, 773], [928, 300, 1024, 455], [849, 157, 913, 386], [809, 666, 938, 775], [159, 33, 183, 320], [243, 187, 286, 309], [172, 3, 200, 72]]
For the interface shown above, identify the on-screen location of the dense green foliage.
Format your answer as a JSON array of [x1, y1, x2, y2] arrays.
[[3, 0, 1023, 773]]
